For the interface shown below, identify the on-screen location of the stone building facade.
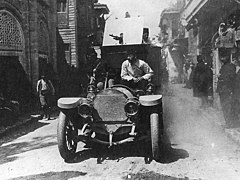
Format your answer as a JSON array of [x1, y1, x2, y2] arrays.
[[57, 0, 98, 67], [57, 0, 109, 67], [0, 0, 58, 112], [58, 0, 78, 66], [159, 0, 187, 83]]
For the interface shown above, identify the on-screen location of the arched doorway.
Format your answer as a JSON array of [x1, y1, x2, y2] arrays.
[[0, 10, 32, 112]]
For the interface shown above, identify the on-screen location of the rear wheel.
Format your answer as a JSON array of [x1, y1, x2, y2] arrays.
[[57, 112, 78, 161], [150, 113, 159, 160]]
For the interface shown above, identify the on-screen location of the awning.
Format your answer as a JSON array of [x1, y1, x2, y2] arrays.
[[182, 0, 209, 23], [94, 3, 109, 14], [184, 0, 240, 31]]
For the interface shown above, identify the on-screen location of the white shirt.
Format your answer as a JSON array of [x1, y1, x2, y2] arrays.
[[121, 59, 153, 81], [37, 79, 55, 95]]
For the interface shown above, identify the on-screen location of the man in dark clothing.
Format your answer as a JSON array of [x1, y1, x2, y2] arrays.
[[206, 63, 213, 106], [232, 59, 240, 126], [186, 62, 195, 89], [217, 48, 236, 128], [192, 55, 209, 108]]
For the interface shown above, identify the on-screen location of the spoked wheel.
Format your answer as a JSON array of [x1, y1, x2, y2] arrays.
[[57, 112, 78, 161], [150, 113, 159, 160]]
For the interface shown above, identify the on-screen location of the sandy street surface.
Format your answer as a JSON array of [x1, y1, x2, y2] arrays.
[[0, 84, 240, 180]]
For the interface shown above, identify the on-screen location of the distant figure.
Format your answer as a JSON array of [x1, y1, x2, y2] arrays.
[[232, 59, 240, 126], [109, 33, 123, 45], [125, 12, 131, 18], [192, 55, 210, 108], [188, 62, 195, 89], [217, 48, 236, 128], [121, 49, 153, 90], [142, 28, 151, 44], [37, 74, 55, 120], [185, 62, 194, 89], [205, 62, 213, 106]]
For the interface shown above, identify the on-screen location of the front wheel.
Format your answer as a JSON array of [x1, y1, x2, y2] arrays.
[[57, 112, 78, 161], [150, 113, 159, 160]]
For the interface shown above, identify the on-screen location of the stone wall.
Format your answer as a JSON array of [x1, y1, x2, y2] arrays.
[[0, 0, 58, 112]]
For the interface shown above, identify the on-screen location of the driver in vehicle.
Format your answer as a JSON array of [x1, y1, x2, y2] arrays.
[[121, 49, 154, 91]]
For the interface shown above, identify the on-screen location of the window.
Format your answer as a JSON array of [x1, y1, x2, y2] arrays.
[[57, 0, 67, 12], [0, 10, 23, 49], [57, 0, 68, 27], [64, 43, 71, 64]]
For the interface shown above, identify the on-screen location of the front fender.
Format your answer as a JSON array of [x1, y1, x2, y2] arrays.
[[139, 95, 162, 106], [58, 97, 82, 109]]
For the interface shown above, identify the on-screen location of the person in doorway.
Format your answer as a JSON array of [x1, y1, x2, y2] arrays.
[[37, 74, 55, 120], [121, 49, 154, 91], [217, 48, 236, 128]]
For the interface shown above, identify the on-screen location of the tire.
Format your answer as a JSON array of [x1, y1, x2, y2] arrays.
[[57, 112, 78, 161], [150, 113, 159, 160]]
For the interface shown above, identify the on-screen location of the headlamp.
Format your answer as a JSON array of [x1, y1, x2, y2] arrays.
[[78, 98, 93, 118], [124, 98, 139, 116]]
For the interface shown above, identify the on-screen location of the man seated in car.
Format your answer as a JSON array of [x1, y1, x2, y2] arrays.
[[121, 49, 154, 91]]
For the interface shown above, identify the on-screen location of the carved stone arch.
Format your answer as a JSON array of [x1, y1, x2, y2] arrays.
[[0, 2, 24, 24], [0, 9, 25, 67], [38, 21, 50, 57], [0, 2, 29, 74], [0, 9, 24, 49], [38, 9, 48, 26]]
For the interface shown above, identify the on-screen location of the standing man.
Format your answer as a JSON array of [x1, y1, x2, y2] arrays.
[[217, 48, 236, 128], [121, 49, 154, 90], [232, 59, 240, 126], [192, 55, 209, 108], [37, 74, 55, 120]]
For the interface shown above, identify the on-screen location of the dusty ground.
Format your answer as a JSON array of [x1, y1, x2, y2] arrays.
[[0, 84, 240, 180]]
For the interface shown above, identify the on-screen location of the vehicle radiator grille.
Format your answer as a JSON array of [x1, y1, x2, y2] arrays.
[[93, 89, 127, 122]]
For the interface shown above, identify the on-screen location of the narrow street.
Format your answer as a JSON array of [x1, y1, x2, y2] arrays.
[[1, 84, 240, 180]]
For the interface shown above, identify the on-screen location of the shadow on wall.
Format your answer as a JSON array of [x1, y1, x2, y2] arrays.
[[56, 30, 85, 98]]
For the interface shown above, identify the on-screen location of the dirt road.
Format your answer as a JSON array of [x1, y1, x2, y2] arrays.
[[1, 84, 240, 180]]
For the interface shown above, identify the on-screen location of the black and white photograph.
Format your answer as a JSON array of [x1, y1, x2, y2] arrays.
[[0, 0, 240, 179]]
